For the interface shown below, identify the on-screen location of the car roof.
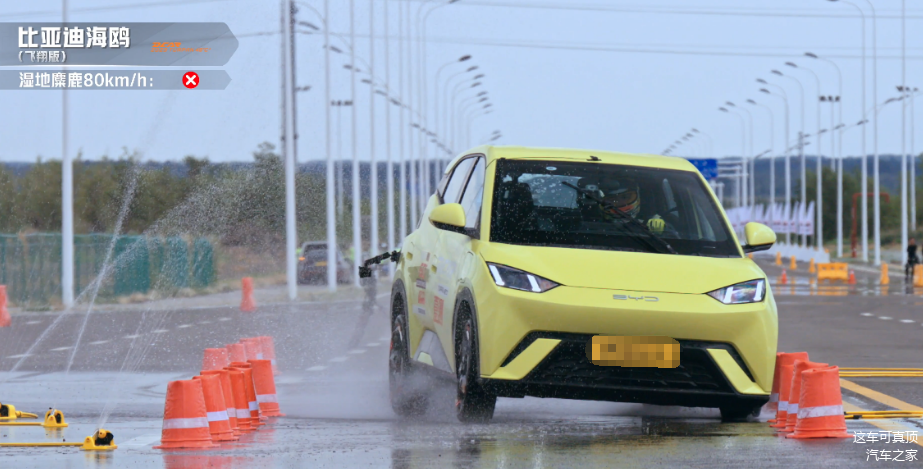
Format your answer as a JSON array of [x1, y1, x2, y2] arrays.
[[443, 145, 700, 175]]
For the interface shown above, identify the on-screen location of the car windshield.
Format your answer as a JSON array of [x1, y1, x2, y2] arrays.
[[489, 159, 740, 257]]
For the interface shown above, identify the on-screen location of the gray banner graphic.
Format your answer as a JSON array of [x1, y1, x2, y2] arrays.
[[0, 70, 231, 90], [1, 23, 237, 66]]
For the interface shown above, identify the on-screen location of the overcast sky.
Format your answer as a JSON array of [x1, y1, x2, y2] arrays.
[[1, 0, 922, 163]]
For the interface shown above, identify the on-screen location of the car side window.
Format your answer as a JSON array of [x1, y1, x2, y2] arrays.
[[441, 158, 475, 204], [458, 158, 486, 229]]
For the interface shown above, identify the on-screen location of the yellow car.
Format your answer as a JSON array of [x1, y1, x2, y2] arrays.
[[388, 146, 778, 423]]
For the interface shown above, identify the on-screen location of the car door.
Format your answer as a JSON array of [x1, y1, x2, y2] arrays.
[[433, 156, 486, 372], [409, 157, 476, 369]]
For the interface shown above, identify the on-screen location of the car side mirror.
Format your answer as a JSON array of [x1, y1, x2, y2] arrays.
[[742, 222, 776, 253], [429, 203, 467, 234]]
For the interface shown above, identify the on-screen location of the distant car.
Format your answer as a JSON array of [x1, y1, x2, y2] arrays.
[[298, 242, 351, 284], [388, 146, 778, 423]]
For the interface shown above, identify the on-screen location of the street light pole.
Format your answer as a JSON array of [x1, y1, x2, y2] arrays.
[[900, 0, 908, 266], [773, 69, 806, 247], [282, 0, 297, 300], [787, 62, 824, 251], [719, 107, 746, 207], [384, 0, 395, 267], [760, 83, 791, 244], [324, 0, 336, 290], [369, 0, 379, 265], [61, 0, 74, 308], [807, 51, 845, 257], [748, 99, 775, 217], [349, 0, 362, 287]]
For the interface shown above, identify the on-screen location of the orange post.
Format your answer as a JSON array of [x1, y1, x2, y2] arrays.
[[782, 360, 829, 433], [775, 252, 782, 265], [789, 256, 797, 270], [880, 264, 890, 285], [248, 359, 284, 417], [786, 366, 851, 439], [0, 285, 10, 328], [768, 352, 808, 425], [240, 277, 256, 312], [201, 370, 241, 435], [915, 265, 923, 288], [226, 370, 254, 432], [153, 380, 219, 450], [192, 375, 237, 442], [808, 258, 816, 274]]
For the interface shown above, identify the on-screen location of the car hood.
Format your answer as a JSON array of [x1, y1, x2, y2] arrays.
[[478, 243, 763, 295]]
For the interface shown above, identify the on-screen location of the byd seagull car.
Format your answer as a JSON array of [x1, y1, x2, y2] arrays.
[[387, 146, 778, 423]]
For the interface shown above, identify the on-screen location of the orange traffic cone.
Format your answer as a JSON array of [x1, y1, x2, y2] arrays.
[[790, 256, 797, 270], [915, 265, 923, 287], [192, 375, 237, 442], [880, 264, 890, 285], [201, 369, 240, 435], [153, 379, 219, 449], [779, 270, 788, 285], [765, 353, 783, 418], [848, 270, 857, 285], [240, 277, 256, 312], [808, 258, 816, 274], [775, 252, 782, 266], [783, 359, 829, 433], [768, 352, 808, 425], [226, 343, 247, 363], [248, 359, 284, 417], [203, 348, 229, 372], [228, 364, 264, 427], [225, 370, 254, 433], [240, 338, 264, 361], [786, 366, 851, 439], [0, 285, 10, 328], [770, 364, 795, 428]]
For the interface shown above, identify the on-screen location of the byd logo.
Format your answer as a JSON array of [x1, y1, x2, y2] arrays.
[[613, 294, 659, 302]]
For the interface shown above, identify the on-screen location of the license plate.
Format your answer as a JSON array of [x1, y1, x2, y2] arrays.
[[314, 261, 327, 267], [586, 336, 680, 368]]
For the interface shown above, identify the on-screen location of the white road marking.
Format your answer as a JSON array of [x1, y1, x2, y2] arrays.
[[879, 316, 893, 320], [306, 366, 327, 372], [123, 334, 140, 339], [152, 329, 168, 334], [366, 342, 380, 347], [49, 346, 72, 352], [198, 321, 212, 325], [177, 324, 192, 329], [900, 319, 915, 323], [219, 317, 231, 322], [25, 320, 41, 325], [861, 313, 874, 317], [89, 340, 109, 345], [6, 354, 31, 359], [348, 349, 367, 354], [328, 356, 348, 363]]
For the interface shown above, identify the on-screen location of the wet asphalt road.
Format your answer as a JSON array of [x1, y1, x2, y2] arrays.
[[1, 267, 923, 468]]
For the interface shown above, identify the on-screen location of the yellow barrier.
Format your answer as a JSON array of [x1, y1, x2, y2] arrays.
[[0, 429, 116, 451], [881, 263, 890, 285], [816, 263, 849, 283], [915, 265, 923, 287]]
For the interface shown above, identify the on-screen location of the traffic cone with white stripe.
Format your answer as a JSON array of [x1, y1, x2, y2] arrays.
[[782, 359, 829, 433], [192, 374, 237, 442], [786, 366, 850, 439], [228, 363, 264, 427], [768, 352, 808, 424], [153, 379, 218, 449], [765, 353, 783, 417], [240, 338, 264, 361], [769, 364, 795, 428], [202, 348, 229, 372], [226, 370, 253, 433], [226, 343, 247, 364], [201, 370, 240, 435], [258, 336, 278, 375], [248, 359, 284, 417]]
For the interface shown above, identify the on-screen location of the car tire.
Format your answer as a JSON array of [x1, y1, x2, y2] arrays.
[[719, 404, 761, 422], [389, 293, 428, 418], [455, 306, 497, 423]]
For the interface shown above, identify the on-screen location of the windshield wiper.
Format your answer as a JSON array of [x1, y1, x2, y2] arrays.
[[562, 181, 677, 255]]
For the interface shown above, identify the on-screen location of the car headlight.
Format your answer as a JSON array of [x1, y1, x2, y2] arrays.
[[707, 279, 765, 304], [487, 263, 560, 293]]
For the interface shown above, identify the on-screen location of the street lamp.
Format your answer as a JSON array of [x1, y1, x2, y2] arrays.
[[747, 99, 775, 217], [760, 83, 792, 244], [786, 61, 825, 251], [772, 69, 808, 247], [719, 106, 746, 207]]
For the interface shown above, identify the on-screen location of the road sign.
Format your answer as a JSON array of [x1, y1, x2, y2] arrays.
[[685, 158, 718, 180], [183, 71, 198, 89]]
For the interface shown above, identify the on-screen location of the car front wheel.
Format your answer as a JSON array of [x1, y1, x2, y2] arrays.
[[455, 308, 496, 423]]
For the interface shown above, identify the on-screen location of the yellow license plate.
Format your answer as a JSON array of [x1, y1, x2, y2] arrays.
[[314, 261, 327, 267], [586, 336, 680, 368]]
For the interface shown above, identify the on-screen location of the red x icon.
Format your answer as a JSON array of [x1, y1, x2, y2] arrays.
[[183, 72, 198, 89]]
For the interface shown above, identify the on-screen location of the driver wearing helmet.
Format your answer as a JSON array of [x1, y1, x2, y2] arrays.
[[594, 181, 672, 236]]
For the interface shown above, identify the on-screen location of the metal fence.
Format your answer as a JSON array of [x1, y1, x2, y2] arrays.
[[0, 234, 216, 308]]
